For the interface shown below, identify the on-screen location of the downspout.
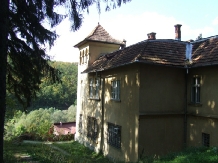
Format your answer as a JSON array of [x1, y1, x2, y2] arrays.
[[184, 42, 192, 148], [184, 67, 188, 148], [100, 77, 105, 152]]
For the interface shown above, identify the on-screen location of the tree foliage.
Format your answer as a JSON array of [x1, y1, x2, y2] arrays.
[[4, 105, 77, 141], [1, 0, 131, 161], [31, 62, 78, 110], [7, 0, 65, 110]]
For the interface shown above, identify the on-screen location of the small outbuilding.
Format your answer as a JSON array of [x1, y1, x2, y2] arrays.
[[53, 122, 76, 135]]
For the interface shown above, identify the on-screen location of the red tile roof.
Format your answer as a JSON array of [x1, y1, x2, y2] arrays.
[[83, 39, 187, 73], [82, 36, 218, 73], [192, 36, 218, 67], [74, 23, 125, 47]]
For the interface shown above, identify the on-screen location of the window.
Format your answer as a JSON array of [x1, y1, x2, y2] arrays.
[[80, 49, 88, 65], [78, 114, 82, 133], [107, 123, 121, 149], [191, 76, 200, 103], [80, 52, 82, 65], [111, 80, 120, 100], [89, 78, 94, 98], [84, 48, 89, 64], [89, 78, 100, 99], [202, 133, 210, 147], [82, 50, 84, 64], [95, 78, 100, 99], [87, 116, 98, 141]]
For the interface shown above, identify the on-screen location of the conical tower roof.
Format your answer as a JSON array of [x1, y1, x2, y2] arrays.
[[74, 23, 125, 47]]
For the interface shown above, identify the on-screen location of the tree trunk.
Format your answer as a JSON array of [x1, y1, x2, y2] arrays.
[[0, 0, 9, 162]]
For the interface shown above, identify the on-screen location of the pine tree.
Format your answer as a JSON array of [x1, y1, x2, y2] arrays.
[[0, 0, 130, 162]]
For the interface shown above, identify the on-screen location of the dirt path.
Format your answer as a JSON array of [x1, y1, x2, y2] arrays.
[[15, 140, 71, 162]]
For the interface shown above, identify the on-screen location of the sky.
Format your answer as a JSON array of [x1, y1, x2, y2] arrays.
[[47, 0, 218, 62]]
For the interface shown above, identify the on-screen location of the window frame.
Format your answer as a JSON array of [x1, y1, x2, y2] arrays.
[[78, 114, 83, 133], [191, 76, 201, 104], [89, 77, 100, 100], [87, 116, 98, 141], [107, 122, 121, 149], [111, 80, 120, 101], [202, 133, 210, 147]]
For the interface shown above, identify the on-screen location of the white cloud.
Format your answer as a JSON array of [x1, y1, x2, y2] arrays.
[[47, 11, 218, 62], [212, 17, 218, 25]]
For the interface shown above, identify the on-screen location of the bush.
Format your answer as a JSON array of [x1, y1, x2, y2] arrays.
[[4, 106, 76, 141]]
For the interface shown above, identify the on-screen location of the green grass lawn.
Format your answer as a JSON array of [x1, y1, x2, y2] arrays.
[[140, 147, 218, 163], [4, 140, 218, 163], [3, 140, 112, 163]]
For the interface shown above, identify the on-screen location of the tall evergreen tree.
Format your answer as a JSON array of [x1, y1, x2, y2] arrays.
[[0, 0, 130, 162]]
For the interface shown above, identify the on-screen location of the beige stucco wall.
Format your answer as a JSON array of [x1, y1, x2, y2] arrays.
[[138, 64, 185, 157], [139, 115, 184, 156], [75, 41, 120, 152], [187, 116, 218, 147], [101, 65, 140, 162], [139, 64, 185, 113], [187, 66, 218, 147], [89, 42, 120, 65], [77, 73, 103, 151], [187, 66, 218, 116]]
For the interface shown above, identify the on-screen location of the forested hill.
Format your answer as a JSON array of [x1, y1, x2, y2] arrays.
[[30, 61, 78, 110]]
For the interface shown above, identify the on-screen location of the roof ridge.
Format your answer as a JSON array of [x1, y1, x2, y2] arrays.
[[191, 35, 218, 43], [86, 24, 100, 38]]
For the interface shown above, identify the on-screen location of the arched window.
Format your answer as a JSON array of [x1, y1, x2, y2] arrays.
[[84, 48, 87, 64], [82, 50, 84, 64], [80, 51, 82, 65], [86, 48, 89, 63]]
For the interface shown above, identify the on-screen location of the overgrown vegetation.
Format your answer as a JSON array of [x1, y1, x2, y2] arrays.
[[140, 146, 218, 163], [4, 105, 76, 141], [4, 141, 112, 163], [4, 140, 218, 163]]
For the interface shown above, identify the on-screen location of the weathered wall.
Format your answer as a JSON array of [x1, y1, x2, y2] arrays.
[[138, 64, 185, 157], [101, 64, 140, 162], [89, 42, 120, 65], [187, 116, 218, 147], [139, 115, 184, 156], [187, 66, 218, 147], [75, 41, 120, 152], [187, 66, 218, 115], [139, 64, 185, 113]]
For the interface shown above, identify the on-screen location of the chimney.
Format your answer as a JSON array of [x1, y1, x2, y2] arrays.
[[174, 24, 182, 40], [147, 32, 156, 40], [121, 39, 126, 49]]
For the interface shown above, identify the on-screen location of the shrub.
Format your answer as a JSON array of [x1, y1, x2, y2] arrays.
[[4, 106, 76, 141]]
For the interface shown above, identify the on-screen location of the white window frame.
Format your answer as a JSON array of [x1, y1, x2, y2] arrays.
[[191, 76, 201, 103], [89, 77, 100, 99], [89, 78, 94, 98], [111, 80, 120, 101]]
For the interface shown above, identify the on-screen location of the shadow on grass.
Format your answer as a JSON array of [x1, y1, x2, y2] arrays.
[[140, 147, 218, 163], [4, 140, 112, 163]]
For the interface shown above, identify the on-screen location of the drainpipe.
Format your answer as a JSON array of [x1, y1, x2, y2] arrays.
[[184, 67, 188, 148], [100, 77, 105, 152], [184, 42, 192, 148]]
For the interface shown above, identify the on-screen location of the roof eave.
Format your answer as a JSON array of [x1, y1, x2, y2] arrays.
[[82, 60, 186, 74], [74, 39, 125, 48]]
